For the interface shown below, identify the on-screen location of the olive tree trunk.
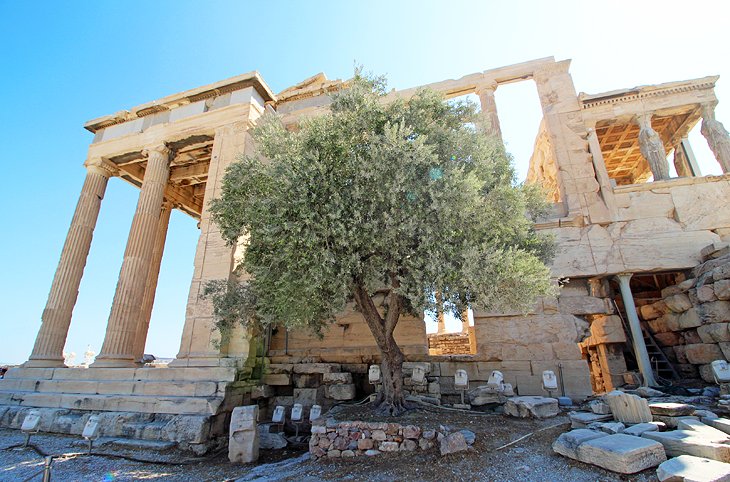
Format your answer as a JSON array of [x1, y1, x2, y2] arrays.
[[353, 283, 409, 416]]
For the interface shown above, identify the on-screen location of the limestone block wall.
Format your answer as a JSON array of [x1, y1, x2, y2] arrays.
[[264, 279, 603, 400], [547, 176, 730, 279], [640, 247, 730, 382], [267, 312, 429, 363]]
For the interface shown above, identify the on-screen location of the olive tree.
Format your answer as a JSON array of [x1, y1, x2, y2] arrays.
[[208, 72, 555, 415]]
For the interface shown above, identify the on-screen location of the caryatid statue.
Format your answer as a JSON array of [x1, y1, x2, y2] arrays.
[[701, 104, 730, 173], [636, 113, 670, 181]]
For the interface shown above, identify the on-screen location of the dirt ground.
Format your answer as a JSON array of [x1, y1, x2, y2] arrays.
[[0, 407, 660, 481]]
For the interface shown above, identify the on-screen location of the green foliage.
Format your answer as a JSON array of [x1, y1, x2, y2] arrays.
[[208, 70, 556, 336]]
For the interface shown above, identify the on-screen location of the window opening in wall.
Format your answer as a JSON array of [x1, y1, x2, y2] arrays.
[[493, 81, 544, 186], [424, 297, 476, 356]]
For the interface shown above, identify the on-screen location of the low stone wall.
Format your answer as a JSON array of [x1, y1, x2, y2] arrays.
[[309, 419, 436, 459], [640, 246, 730, 381]]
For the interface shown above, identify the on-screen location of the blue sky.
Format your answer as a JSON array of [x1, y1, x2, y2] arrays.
[[1, 0, 728, 364]]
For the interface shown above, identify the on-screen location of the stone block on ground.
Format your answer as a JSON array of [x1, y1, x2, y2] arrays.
[[590, 400, 611, 414], [588, 422, 625, 434], [553, 429, 608, 459], [469, 387, 507, 406], [570, 411, 613, 428], [576, 433, 666, 474], [651, 403, 697, 417], [703, 418, 730, 436], [654, 415, 700, 429], [677, 419, 730, 441], [643, 430, 730, 462], [636, 387, 667, 398], [657, 454, 730, 482], [229, 405, 259, 464], [440, 431, 469, 455], [624, 422, 663, 437], [504, 396, 559, 419], [258, 425, 287, 450], [605, 390, 653, 424]]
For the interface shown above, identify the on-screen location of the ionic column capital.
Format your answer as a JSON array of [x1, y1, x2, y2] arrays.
[[84, 158, 117, 178], [142, 143, 172, 162]]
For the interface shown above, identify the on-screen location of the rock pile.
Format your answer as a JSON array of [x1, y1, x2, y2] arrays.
[[638, 246, 730, 382], [309, 419, 474, 460]]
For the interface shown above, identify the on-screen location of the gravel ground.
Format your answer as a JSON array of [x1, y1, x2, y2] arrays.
[[0, 409, 660, 482]]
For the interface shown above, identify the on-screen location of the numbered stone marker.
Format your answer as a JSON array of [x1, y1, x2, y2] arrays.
[[454, 369, 469, 389], [309, 405, 322, 421], [82, 415, 101, 439], [291, 403, 303, 422], [21, 411, 41, 432], [712, 360, 730, 383], [369, 365, 381, 383], [542, 370, 558, 391], [487, 370, 504, 389], [272, 405, 285, 424]]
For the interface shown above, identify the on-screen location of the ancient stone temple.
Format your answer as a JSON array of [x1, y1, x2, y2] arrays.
[[1, 57, 729, 451]]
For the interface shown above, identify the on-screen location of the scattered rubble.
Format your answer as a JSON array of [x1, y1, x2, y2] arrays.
[[504, 396, 559, 419]]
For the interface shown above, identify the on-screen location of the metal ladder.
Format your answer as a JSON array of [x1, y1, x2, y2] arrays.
[[641, 326, 680, 381]]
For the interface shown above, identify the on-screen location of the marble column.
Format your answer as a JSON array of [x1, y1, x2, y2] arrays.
[[92, 145, 171, 367], [132, 200, 173, 363], [616, 273, 658, 387], [635, 113, 669, 181], [25, 159, 115, 367], [460, 310, 469, 334], [476, 82, 502, 142], [700, 104, 730, 173]]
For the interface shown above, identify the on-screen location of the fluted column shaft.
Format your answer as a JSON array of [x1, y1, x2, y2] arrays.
[[635, 113, 670, 181], [133, 200, 173, 362], [93, 145, 171, 367], [476, 83, 502, 142], [26, 160, 114, 367], [700, 104, 730, 173]]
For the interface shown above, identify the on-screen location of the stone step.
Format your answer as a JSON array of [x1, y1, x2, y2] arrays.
[[3, 366, 237, 383], [0, 378, 226, 398], [0, 391, 223, 415]]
